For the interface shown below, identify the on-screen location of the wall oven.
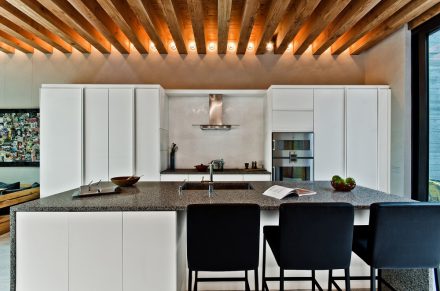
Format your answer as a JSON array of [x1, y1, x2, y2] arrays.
[[272, 132, 314, 181]]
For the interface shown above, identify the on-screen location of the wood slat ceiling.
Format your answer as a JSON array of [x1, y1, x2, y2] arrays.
[[0, 0, 439, 55]]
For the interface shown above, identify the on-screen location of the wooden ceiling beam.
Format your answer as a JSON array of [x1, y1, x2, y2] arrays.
[[67, 0, 130, 54], [0, 15, 52, 53], [126, 0, 167, 54], [0, 0, 71, 53], [236, 0, 261, 54], [293, 0, 350, 55], [255, 0, 291, 55], [351, 0, 440, 55], [158, 0, 187, 54], [217, 0, 231, 54], [0, 30, 33, 53], [331, 0, 410, 55], [187, 0, 206, 54], [312, 0, 380, 55], [37, 0, 111, 53], [275, 0, 320, 54], [0, 41, 15, 53], [409, 3, 440, 30], [96, 0, 149, 54], [8, 0, 91, 53]]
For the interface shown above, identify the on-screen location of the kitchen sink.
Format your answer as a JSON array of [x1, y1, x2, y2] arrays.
[[180, 182, 254, 190]]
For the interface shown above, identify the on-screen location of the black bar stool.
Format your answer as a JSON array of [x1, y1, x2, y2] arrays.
[[187, 203, 260, 291], [347, 202, 440, 291], [262, 202, 354, 291]]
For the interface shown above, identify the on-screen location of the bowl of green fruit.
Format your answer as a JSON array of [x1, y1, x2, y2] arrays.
[[331, 175, 356, 192]]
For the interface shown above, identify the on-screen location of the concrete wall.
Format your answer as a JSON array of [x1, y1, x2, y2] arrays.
[[364, 26, 412, 197]]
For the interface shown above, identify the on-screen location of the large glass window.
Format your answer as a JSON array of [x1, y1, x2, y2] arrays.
[[429, 30, 440, 201]]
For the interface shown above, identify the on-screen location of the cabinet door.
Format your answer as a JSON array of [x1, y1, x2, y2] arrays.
[[243, 174, 271, 181], [314, 89, 345, 180], [69, 212, 122, 291], [40, 88, 82, 197], [84, 88, 109, 182], [160, 174, 188, 181], [123, 212, 176, 291], [272, 89, 313, 110], [135, 89, 161, 180], [16, 212, 68, 291], [109, 88, 134, 178], [214, 174, 243, 181], [346, 89, 378, 189], [272, 110, 313, 132]]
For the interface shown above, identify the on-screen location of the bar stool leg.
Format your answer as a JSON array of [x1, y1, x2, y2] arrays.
[[280, 268, 284, 291], [328, 269, 333, 291], [188, 270, 192, 291], [378, 269, 382, 291], [435, 267, 440, 291], [345, 268, 351, 291], [255, 268, 259, 291], [245, 270, 250, 291], [370, 267, 376, 291], [312, 270, 316, 291], [262, 234, 267, 291], [194, 271, 198, 291]]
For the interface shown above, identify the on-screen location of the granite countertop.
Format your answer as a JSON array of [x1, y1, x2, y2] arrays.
[[160, 168, 271, 175], [11, 181, 413, 212]]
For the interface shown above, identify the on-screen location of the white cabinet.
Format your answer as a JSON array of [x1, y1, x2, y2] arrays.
[[160, 174, 188, 181], [272, 89, 313, 110], [109, 88, 134, 178], [69, 212, 123, 291], [346, 89, 378, 190], [243, 174, 271, 181], [16, 212, 69, 291], [84, 88, 109, 182], [40, 88, 82, 197], [123, 212, 176, 291], [272, 110, 313, 132], [314, 89, 345, 180]]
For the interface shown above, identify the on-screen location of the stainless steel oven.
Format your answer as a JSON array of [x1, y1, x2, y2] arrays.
[[272, 132, 314, 181]]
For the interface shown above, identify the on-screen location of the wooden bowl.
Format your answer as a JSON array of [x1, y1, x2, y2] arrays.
[[194, 164, 209, 172], [331, 180, 356, 192], [111, 176, 140, 187]]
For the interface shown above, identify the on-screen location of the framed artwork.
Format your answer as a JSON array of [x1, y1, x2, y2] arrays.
[[0, 109, 39, 167]]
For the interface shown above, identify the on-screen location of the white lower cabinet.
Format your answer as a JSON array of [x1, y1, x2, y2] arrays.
[[123, 212, 177, 291], [16, 212, 69, 291], [69, 212, 123, 291], [243, 174, 271, 181]]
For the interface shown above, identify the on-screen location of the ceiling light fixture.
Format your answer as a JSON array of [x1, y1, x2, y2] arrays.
[[189, 41, 196, 51], [208, 42, 216, 51], [227, 42, 236, 52], [286, 43, 293, 52], [247, 42, 254, 51], [266, 42, 274, 52], [150, 42, 157, 52], [169, 41, 177, 51]]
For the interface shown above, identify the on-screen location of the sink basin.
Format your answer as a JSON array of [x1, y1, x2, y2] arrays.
[[180, 182, 254, 190]]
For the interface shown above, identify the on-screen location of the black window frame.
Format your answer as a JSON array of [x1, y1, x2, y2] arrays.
[[412, 14, 440, 201]]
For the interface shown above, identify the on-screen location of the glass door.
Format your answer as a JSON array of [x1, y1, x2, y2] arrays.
[[429, 29, 440, 201]]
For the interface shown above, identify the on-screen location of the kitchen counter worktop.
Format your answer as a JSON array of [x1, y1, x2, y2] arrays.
[[160, 168, 271, 175], [11, 181, 412, 213]]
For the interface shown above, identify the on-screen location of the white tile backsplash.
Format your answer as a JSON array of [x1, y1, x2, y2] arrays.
[[168, 95, 265, 169]]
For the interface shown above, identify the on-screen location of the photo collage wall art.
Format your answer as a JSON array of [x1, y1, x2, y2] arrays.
[[0, 109, 39, 166]]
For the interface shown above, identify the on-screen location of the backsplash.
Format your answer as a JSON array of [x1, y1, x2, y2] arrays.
[[168, 94, 265, 169]]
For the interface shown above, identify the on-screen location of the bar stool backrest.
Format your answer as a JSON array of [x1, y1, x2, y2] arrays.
[[187, 203, 260, 272], [279, 202, 354, 270], [369, 202, 440, 268]]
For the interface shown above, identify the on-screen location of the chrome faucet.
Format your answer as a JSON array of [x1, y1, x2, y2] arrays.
[[209, 159, 223, 182]]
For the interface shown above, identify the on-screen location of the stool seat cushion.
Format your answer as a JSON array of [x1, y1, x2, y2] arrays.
[[352, 225, 371, 265]]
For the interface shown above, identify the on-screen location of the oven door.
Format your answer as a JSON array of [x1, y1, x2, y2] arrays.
[[272, 158, 314, 182], [272, 132, 313, 158]]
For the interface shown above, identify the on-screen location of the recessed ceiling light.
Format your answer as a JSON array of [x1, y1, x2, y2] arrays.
[[266, 42, 274, 52], [150, 42, 157, 52], [169, 41, 177, 51], [189, 41, 196, 51], [208, 42, 216, 51], [227, 42, 236, 52], [247, 42, 254, 51], [286, 43, 293, 52]]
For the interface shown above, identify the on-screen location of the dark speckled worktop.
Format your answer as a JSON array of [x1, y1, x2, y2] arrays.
[[11, 181, 412, 212], [160, 168, 271, 175]]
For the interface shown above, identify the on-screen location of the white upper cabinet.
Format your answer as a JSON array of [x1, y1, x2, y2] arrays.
[[40, 88, 82, 197], [314, 89, 345, 181], [84, 88, 109, 183], [109, 88, 134, 178], [272, 89, 313, 110], [346, 89, 378, 190]]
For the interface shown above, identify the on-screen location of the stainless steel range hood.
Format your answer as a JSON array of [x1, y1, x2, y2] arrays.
[[198, 94, 236, 130]]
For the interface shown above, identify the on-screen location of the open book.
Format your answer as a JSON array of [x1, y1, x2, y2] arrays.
[[263, 185, 317, 199]]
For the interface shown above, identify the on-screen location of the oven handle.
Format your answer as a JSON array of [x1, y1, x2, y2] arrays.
[[289, 152, 297, 163]]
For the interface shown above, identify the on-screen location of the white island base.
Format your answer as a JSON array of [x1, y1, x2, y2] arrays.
[[15, 210, 370, 291]]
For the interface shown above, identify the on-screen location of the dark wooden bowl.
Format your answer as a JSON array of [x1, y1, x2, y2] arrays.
[[111, 176, 140, 187], [331, 180, 356, 192]]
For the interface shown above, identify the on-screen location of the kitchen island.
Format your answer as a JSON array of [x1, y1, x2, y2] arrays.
[[10, 181, 412, 291]]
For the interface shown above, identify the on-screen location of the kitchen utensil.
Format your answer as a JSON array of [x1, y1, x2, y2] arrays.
[[111, 176, 140, 187]]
